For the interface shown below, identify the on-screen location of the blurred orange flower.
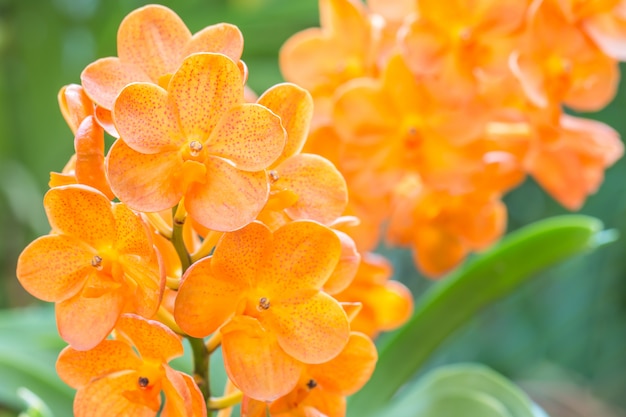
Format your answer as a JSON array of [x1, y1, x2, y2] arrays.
[[108, 52, 286, 232], [174, 220, 350, 400], [57, 314, 205, 417], [16, 185, 164, 350]]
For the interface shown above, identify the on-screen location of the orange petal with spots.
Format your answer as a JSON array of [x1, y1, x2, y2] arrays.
[[186, 156, 268, 232], [323, 230, 360, 295], [174, 257, 243, 337], [265, 221, 341, 292], [73, 371, 155, 417], [117, 5, 191, 81], [44, 185, 116, 248], [184, 23, 244, 62], [81, 57, 148, 110], [17, 235, 93, 302], [74, 116, 114, 200], [257, 83, 313, 163], [58, 84, 93, 134], [56, 340, 142, 388], [207, 103, 285, 171], [111, 204, 153, 256], [168, 53, 243, 142], [264, 291, 350, 364], [211, 221, 272, 287], [115, 314, 183, 362], [118, 253, 164, 318], [107, 139, 183, 212], [56, 288, 125, 350], [278, 154, 348, 224], [311, 332, 377, 395], [113, 83, 184, 153], [221, 316, 302, 401]]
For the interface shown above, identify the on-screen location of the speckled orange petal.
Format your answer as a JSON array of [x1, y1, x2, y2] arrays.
[[184, 23, 244, 62], [17, 235, 93, 302], [111, 204, 153, 256], [311, 332, 377, 395], [115, 315, 183, 362], [323, 230, 360, 295], [174, 257, 242, 338], [81, 57, 148, 110], [57, 288, 125, 350], [113, 83, 184, 153], [265, 221, 341, 292], [74, 116, 114, 200], [168, 53, 243, 143], [333, 79, 397, 146], [117, 5, 191, 81], [118, 253, 164, 318], [278, 154, 348, 224], [107, 139, 183, 212], [74, 371, 154, 417], [257, 83, 313, 163], [58, 84, 93, 134], [57, 340, 141, 388], [44, 185, 116, 248], [221, 316, 302, 402], [264, 292, 349, 364], [186, 156, 268, 232], [211, 221, 272, 288], [207, 103, 285, 171]]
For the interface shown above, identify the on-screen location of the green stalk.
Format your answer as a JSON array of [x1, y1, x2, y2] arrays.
[[348, 215, 615, 417]]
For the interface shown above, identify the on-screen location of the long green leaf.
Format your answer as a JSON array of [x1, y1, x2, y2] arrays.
[[348, 215, 614, 417]]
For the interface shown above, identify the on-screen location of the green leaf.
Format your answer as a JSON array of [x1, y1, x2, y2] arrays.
[[382, 364, 547, 417], [348, 215, 615, 417]]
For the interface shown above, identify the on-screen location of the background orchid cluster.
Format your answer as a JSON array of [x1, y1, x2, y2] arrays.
[[5, 0, 626, 417]]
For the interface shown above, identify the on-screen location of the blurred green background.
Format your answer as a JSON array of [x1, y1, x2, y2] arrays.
[[0, 0, 625, 416]]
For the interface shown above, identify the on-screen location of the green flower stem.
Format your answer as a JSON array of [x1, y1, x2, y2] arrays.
[[348, 215, 615, 417], [188, 335, 211, 404], [171, 204, 191, 272]]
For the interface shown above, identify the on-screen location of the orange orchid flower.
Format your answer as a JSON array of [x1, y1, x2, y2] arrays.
[[16, 185, 164, 350], [510, 0, 619, 111], [243, 332, 377, 417], [107, 52, 286, 232], [81, 4, 243, 112], [56, 314, 205, 417], [50, 84, 114, 199], [174, 220, 350, 401], [255, 83, 349, 229], [526, 110, 623, 210], [334, 253, 412, 337]]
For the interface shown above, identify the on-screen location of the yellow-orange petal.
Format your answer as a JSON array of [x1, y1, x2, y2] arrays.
[[73, 116, 115, 200], [207, 103, 285, 171], [184, 23, 244, 62], [73, 371, 155, 417], [56, 288, 125, 350], [94, 106, 119, 138], [58, 84, 93, 134], [107, 139, 183, 212], [57, 340, 142, 388], [264, 292, 350, 364], [211, 221, 272, 288], [323, 230, 360, 295], [311, 332, 377, 395], [585, 12, 626, 60], [111, 203, 153, 256], [176, 372, 207, 417], [257, 83, 313, 163], [265, 221, 341, 292], [113, 83, 184, 153], [17, 235, 93, 302], [44, 185, 116, 248], [117, 5, 191, 81], [160, 366, 198, 417], [81, 57, 148, 110], [115, 314, 183, 362], [278, 154, 348, 224], [168, 53, 243, 143], [118, 252, 164, 318], [221, 316, 302, 402], [174, 257, 241, 337], [186, 156, 268, 232], [564, 54, 618, 112], [414, 226, 467, 278]]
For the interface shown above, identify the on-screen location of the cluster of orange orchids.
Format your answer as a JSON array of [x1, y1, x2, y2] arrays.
[[14, 0, 626, 416]]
